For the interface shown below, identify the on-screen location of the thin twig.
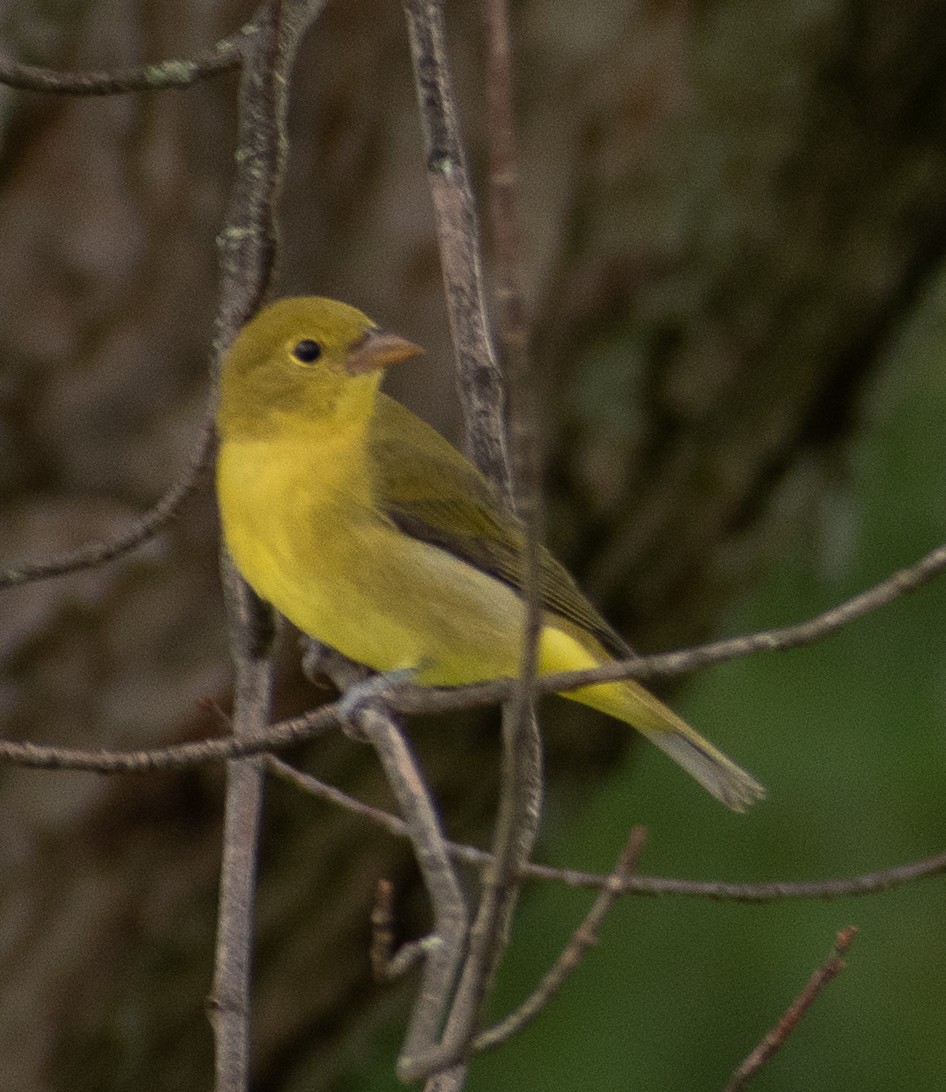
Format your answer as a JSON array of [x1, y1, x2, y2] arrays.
[[423, 1, 547, 1080], [243, 756, 946, 903], [211, 567, 275, 1092], [0, 29, 245, 95], [522, 853, 946, 902], [313, 651, 470, 1086], [475, 826, 648, 1052], [522, 536, 946, 693], [0, 704, 336, 772], [370, 880, 398, 981], [483, 0, 544, 967], [266, 755, 416, 840], [4, 500, 945, 703], [724, 926, 858, 1091], [381, 533, 946, 702], [403, 1, 522, 1085], [403, 0, 509, 495], [0, 416, 214, 591]]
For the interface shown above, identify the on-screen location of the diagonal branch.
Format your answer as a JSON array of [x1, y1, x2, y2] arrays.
[[258, 758, 946, 903], [724, 926, 858, 1091], [473, 826, 648, 1053], [403, 0, 509, 495], [0, 411, 214, 592], [356, 706, 470, 1083], [482, 0, 545, 988]]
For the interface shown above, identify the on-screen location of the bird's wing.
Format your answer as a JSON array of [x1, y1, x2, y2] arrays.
[[367, 394, 630, 659]]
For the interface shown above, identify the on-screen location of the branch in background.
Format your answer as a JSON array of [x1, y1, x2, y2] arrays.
[[0, 412, 215, 591], [4, 507, 946, 782], [481, 0, 545, 1010], [403, 0, 509, 494], [357, 705, 470, 1083], [1, 679, 944, 903], [0, 28, 245, 94], [724, 926, 858, 1091], [385, 533, 946, 704], [6, 522, 945, 692], [0, 702, 336, 772], [0, 20, 264, 597]]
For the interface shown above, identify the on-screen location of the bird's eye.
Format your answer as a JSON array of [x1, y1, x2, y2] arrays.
[[292, 339, 322, 364]]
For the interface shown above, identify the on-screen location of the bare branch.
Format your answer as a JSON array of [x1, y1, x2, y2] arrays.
[[310, 648, 471, 1086], [525, 851, 946, 903], [208, 3, 331, 1089], [266, 755, 416, 840], [724, 926, 858, 1091], [383, 535, 946, 707], [9, 527, 940, 690], [0, 414, 214, 591], [370, 880, 398, 982], [483, 0, 544, 964], [245, 754, 946, 904], [474, 826, 648, 1053], [403, 0, 509, 494], [402, 1, 548, 1084], [0, 705, 337, 772], [0, 29, 244, 95], [354, 707, 469, 1085]]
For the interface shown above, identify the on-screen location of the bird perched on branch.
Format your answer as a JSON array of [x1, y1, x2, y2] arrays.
[[216, 296, 764, 811]]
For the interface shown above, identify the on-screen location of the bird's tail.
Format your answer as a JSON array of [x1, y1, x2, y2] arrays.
[[537, 624, 764, 810], [565, 676, 765, 812]]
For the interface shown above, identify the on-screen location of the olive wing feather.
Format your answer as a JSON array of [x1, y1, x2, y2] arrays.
[[367, 394, 629, 659]]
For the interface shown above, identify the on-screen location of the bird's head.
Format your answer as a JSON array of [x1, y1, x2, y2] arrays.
[[217, 296, 422, 440]]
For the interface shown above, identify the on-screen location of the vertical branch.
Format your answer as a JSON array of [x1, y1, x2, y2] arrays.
[[482, 0, 543, 967], [208, 2, 328, 1089], [403, 0, 543, 1082], [403, 0, 510, 497], [211, 572, 275, 1090]]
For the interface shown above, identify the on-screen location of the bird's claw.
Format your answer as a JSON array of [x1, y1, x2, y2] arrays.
[[337, 668, 416, 735]]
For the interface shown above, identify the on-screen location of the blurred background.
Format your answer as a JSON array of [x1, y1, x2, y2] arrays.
[[2, 0, 946, 1088]]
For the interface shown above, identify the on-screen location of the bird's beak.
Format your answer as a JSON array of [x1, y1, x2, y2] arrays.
[[345, 328, 423, 376]]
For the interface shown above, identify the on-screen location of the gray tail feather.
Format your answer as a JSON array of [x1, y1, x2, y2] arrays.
[[646, 729, 765, 812]]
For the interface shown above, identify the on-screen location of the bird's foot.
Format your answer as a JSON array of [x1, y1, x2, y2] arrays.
[[337, 668, 416, 737]]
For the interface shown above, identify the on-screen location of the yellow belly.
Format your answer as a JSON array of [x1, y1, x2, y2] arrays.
[[217, 434, 573, 684]]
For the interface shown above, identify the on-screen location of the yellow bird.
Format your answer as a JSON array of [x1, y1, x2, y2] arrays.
[[216, 297, 764, 811]]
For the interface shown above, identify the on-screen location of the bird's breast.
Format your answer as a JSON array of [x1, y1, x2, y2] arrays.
[[217, 432, 547, 682]]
